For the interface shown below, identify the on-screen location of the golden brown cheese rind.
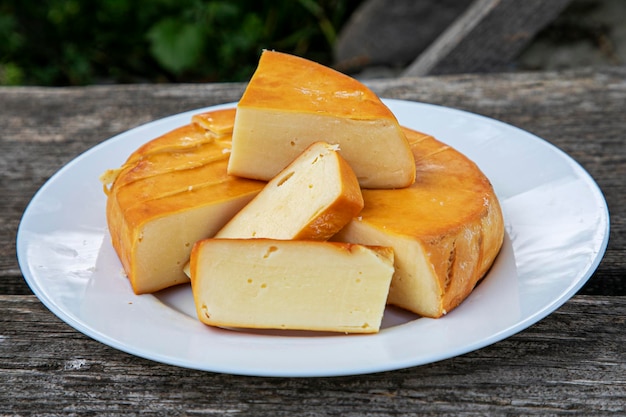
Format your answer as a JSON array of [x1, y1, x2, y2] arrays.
[[216, 141, 364, 241], [104, 107, 503, 319], [190, 239, 395, 333], [238, 51, 396, 119], [192, 108, 237, 136], [228, 50, 416, 189], [104, 120, 264, 294], [334, 127, 505, 318]]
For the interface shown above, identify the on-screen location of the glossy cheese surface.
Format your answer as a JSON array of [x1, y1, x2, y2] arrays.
[[190, 239, 394, 333], [103, 115, 264, 294], [191, 108, 237, 136], [217, 141, 363, 240], [228, 50, 415, 189], [334, 127, 505, 318], [103, 108, 503, 319], [237, 50, 395, 119]]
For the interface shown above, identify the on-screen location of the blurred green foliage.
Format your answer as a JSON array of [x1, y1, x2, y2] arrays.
[[0, 0, 360, 86]]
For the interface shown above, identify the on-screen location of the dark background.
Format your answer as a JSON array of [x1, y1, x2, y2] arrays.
[[0, 0, 623, 86]]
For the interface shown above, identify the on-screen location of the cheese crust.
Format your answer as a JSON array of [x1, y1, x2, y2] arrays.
[[333, 127, 505, 318], [216, 141, 363, 240], [103, 108, 503, 319], [102, 119, 264, 294], [228, 50, 416, 189]]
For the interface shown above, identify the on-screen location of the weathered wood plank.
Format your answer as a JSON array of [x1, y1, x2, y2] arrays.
[[1, 295, 624, 415], [334, 0, 469, 72], [0, 83, 246, 295], [370, 68, 626, 297], [404, 0, 572, 76], [1, 67, 624, 416]]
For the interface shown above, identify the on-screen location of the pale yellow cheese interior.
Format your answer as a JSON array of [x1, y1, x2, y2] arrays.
[[230, 109, 415, 188], [134, 197, 256, 293], [191, 239, 395, 333], [103, 119, 265, 294], [104, 108, 504, 318], [228, 50, 415, 189], [334, 127, 504, 318], [217, 141, 363, 241]]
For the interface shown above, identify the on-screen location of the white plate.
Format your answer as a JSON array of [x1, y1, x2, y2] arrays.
[[16, 99, 609, 377]]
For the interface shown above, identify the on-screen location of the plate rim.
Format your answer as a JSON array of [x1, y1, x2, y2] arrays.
[[16, 99, 610, 377]]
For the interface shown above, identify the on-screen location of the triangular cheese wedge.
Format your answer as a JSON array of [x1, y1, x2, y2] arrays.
[[103, 109, 503, 320], [333, 127, 504, 318], [217, 141, 364, 240], [102, 118, 264, 295], [228, 50, 415, 189]]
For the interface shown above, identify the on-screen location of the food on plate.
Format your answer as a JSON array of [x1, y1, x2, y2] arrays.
[[216, 141, 363, 240], [190, 239, 394, 333], [102, 107, 503, 319], [191, 108, 237, 136], [100, 50, 504, 328], [101, 119, 264, 294], [227, 50, 416, 189], [333, 127, 504, 318]]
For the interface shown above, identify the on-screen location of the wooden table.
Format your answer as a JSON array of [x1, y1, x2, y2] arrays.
[[1, 67, 624, 415]]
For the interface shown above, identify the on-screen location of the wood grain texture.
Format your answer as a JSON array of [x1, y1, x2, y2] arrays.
[[3, 68, 622, 296], [1, 67, 625, 415], [334, 0, 469, 72], [0, 83, 245, 295], [369, 68, 625, 297], [1, 295, 624, 416], [404, 0, 572, 76]]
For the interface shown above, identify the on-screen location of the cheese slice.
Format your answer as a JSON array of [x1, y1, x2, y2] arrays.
[[190, 239, 394, 333], [228, 50, 415, 189], [102, 115, 265, 294], [333, 127, 505, 318], [103, 108, 504, 319], [216, 141, 363, 240]]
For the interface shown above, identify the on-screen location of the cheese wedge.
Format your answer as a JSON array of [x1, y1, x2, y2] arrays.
[[102, 115, 265, 294], [228, 50, 415, 189], [216, 141, 363, 240], [190, 239, 394, 333], [103, 108, 504, 319], [333, 127, 504, 318]]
